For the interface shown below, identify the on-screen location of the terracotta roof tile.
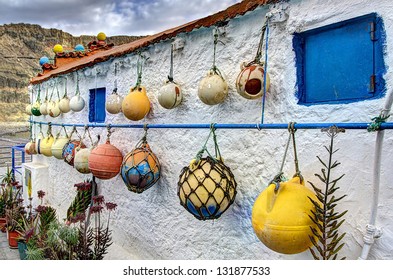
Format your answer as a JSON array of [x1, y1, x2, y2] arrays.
[[30, 0, 276, 85]]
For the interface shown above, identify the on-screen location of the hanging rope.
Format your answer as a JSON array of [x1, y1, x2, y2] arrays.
[[250, 16, 269, 66], [36, 84, 41, 102], [211, 27, 225, 78], [270, 132, 291, 192], [106, 124, 113, 142], [194, 123, 222, 163], [261, 17, 270, 124], [269, 122, 303, 191], [46, 122, 53, 137], [75, 72, 81, 96], [134, 52, 148, 89], [289, 122, 303, 183], [113, 62, 118, 93], [168, 44, 174, 82], [63, 77, 68, 98]]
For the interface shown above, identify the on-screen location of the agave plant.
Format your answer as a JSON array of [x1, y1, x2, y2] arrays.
[[308, 126, 347, 260]]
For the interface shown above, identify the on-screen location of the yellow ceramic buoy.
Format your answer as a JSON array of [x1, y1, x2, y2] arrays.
[[251, 176, 318, 254], [97, 32, 106, 41], [122, 86, 150, 121], [53, 44, 63, 54]]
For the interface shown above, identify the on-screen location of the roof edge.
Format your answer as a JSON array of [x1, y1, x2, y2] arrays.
[[30, 0, 276, 85]]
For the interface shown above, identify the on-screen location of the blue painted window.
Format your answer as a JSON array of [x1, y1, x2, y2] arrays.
[[89, 87, 106, 123], [293, 13, 386, 105]]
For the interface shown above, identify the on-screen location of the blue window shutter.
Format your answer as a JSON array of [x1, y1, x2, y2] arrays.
[[89, 88, 106, 123], [293, 13, 386, 105]]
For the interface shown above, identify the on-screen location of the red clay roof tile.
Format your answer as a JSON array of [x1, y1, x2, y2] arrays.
[[30, 0, 276, 85]]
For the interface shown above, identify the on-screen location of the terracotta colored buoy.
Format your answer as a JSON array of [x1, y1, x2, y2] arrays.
[[88, 140, 123, 180]]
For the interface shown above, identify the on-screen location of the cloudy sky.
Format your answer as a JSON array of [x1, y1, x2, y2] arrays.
[[0, 0, 242, 36]]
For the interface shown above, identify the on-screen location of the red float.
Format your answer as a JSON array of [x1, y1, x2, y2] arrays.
[[88, 140, 123, 180]]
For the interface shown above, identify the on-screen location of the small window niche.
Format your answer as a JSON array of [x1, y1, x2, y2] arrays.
[[293, 13, 386, 105], [89, 87, 106, 123]]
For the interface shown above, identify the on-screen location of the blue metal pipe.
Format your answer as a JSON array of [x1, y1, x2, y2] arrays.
[[29, 120, 393, 130]]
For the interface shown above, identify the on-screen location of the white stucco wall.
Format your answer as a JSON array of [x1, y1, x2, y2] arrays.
[[29, 0, 393, 260]]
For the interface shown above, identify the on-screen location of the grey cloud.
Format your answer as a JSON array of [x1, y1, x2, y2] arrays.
[[0, 0, 241, 36]]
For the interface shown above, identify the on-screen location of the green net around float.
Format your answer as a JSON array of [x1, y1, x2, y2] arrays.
[[177, 156, 237, 220], [121, 142, 161, 193]]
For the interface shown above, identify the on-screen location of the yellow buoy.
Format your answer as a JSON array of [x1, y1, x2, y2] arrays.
[[97, 32, 106, 41], [53, 44, 63, 54], [251, 176, 318, 254], [39, 135, 55, 157]]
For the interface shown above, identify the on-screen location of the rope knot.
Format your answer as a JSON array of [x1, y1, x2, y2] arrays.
[[367, 114, 390, 132]]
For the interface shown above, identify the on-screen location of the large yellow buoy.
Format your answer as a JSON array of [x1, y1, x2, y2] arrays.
[[122, 86, 150, 121], [251, 176, 318, 254]]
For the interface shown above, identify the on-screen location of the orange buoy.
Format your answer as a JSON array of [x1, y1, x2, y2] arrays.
[[88, 140, 123, 180], [122, 86, 150, 121]]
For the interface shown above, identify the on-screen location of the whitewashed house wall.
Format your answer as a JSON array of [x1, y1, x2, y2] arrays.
[[30, 0, 393, 260]]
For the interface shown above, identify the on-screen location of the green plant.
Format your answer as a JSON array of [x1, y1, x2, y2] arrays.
[[67, 180, 93, 222], [16, 214, 39, 243], [0, 195, 5, 218], [0, 166, 15, 185], [26, 181, 117, 260], [308, 126, 347, 260]]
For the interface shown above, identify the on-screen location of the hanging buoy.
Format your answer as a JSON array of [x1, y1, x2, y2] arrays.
[[63, 140, 85, 166], [121, 141, 160, 193], [251, 176, 318, 254], [25, 104, 32, 115], [198, 29, 228, 105], [89, 140, 123, 180], [51, 135, 70, 159], [35, 131, 44, 154], [40, 100, 48, 115], [52, 126, 70, 160], [69, 95, 85, 112], [236, 62, 270, 99], [24, 140, 37, 155], [59, 96, 71, 113], [40, 134, 55, 157], [74, 147, 92, 174], [198, 69, 228, 105], [106, 90, 123, 114], [158, 45, 182, 109], [178, 157, 236, 220], [158, 81, 182, 109], [122, 86, 150, 121], [47, 100, 61, 118], [31, 101, 42, 116]]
